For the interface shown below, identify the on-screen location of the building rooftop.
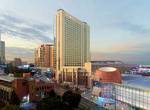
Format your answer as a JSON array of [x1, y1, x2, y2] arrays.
[[0, 75, 16, 82], [57, 9, 64, 11], [122, 74, 150, 90], [33, 74, 55, 83], [99, 67, 117, 72], [91, 61, 124, 65]]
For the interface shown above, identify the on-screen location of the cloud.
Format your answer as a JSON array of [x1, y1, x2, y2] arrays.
[[0, 12, 52, 43], [91, 51, 150, 64], [0, 12, 53, 62], [6, 47, 34, 62], [107, 42, 150, 53], [117, 21, 150, 36]]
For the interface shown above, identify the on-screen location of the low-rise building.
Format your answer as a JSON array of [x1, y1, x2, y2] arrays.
[[0, 75, 28, 103], [59, 62, 92, 88], [0, 73, 56, 103]]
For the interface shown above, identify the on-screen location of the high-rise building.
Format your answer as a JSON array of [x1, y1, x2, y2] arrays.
[[35, 44, 54, 68], [0, 34, 5, 64], [55, 9, 90, 86]]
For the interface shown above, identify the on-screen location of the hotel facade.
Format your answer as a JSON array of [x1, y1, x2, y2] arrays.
[[55, 9, 90, 86]]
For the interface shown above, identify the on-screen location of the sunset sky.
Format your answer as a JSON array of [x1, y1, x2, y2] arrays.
[[0, 0, 150, 64]]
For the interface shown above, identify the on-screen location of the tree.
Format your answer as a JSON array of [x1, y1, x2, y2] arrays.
[[9, 91, 21, 105], [37, 90, 62, 110], [0, 101, 5, 109], [1, 104, 22, 110], [62, 90, 81, 109], [37, 89, 81, 110]]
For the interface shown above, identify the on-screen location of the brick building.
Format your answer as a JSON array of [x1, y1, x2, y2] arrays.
[[0, 74, 55, 103]]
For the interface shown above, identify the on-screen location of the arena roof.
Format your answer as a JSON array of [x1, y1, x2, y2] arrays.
[[122, 74, 150, 90], [99, 67, 117, 72]]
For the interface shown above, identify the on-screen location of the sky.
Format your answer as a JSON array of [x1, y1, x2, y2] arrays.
[[0, 0, 150, 64]]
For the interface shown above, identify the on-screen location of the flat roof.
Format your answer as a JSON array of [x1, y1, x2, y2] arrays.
[[122, 74, 150, 90], [99, 67, 117, 72], [0, 75, 15, 82], [33, 74, 55, 83]]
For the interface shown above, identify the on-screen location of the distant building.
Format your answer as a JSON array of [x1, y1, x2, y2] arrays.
[[35, 44, 54, 68], [55, 9, 90, 86], [22, 61, 28, 65], [90, 61, 125, 73], [0, 35, 5, 64], [6, 58, 22, 67], [13, 58, 22, 66]]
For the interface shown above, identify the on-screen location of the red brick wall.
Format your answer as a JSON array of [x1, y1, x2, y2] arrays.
[[95, 69, 122, 83], [12, 79, 29, 100], [28, 80, 55, 102]]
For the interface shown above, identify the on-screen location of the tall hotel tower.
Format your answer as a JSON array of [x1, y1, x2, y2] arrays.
[[55, 9, 90, 86]]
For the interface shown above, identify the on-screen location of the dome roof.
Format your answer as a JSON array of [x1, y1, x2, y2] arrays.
[[95, 67, 122, 83], [99, 67, 117, 72]]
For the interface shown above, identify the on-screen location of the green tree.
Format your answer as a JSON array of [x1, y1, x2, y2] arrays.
[[37, 90, 62, 110], [9, 91, 21, 105], [1, 104, 22, 110], [62, 90, 81, 109], [37, 89, 81, 110], [0, 101, 5, 109]]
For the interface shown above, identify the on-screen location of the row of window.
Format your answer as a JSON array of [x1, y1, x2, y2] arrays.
[[36, 85, 53, 91]]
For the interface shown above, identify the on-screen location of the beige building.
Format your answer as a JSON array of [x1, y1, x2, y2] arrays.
[[55, 9, 90, 87], [35, 44, 54, 68]]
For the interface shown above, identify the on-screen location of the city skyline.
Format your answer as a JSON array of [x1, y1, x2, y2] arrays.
[[0, 0, 150, 64]]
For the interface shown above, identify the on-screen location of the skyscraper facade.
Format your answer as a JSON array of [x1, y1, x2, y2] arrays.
[[55, 9, 90, 85], [35, 44, 54, 68], [0, 38, 5, 64]]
